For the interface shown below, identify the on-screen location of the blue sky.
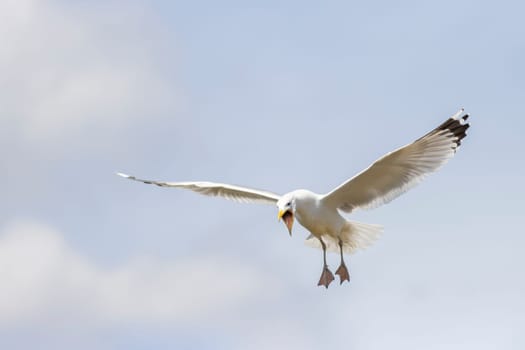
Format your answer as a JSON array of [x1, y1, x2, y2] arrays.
[[1, 0, 524, 349]]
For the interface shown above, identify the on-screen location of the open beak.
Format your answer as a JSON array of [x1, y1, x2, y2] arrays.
[[278, 209, 294, 236]]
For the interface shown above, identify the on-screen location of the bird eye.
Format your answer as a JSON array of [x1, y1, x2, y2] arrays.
[[286, 201, 291, 206]]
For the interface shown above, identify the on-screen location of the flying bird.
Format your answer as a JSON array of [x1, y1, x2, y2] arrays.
[[118, 109, 470, 288]]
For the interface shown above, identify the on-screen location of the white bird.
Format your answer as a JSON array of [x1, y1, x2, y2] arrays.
[[118, 109, 470, 288]]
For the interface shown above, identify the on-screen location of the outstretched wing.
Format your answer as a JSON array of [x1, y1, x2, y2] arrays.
[[117, 173, 281, 205], [322, 109, 470, 212]]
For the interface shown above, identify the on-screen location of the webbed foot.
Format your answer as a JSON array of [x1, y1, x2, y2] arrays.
[[317, 266, 335, 288]]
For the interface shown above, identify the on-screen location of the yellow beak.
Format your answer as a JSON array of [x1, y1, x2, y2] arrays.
[[277, 209, 294, 236]]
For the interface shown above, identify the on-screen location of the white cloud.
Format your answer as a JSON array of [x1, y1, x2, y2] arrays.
[[0, 0, 182, 147], [0, 220, 280, 327]]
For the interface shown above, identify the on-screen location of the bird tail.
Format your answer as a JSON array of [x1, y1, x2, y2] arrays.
[[304, 220, 383, 255]]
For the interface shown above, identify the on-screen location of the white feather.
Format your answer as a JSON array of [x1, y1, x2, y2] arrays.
[[321, 110, 469, 212], [305, 220, 383, 255], [116, 172, 280, 205]]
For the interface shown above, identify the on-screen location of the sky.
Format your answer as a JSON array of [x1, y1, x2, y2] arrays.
[[1, 0, 524, 349]]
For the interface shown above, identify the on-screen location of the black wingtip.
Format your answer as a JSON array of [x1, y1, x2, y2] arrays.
[[415, 110, 471, 150], [436, 113, 470, 148]]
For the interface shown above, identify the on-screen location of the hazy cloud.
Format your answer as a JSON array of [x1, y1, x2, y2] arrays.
[[0, 220, 280, 327], [0, 0, 181, 149]]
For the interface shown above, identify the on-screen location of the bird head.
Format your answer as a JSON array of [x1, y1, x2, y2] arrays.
[[277, 194, 295, 236]]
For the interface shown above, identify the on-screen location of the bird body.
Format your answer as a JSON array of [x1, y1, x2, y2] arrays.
[[283, 190, 346, 238], [118, 109, 470, 288], [278, 190, 383, 255]]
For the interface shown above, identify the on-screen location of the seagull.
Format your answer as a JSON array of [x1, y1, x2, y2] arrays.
[[118, 109, 470, 288]]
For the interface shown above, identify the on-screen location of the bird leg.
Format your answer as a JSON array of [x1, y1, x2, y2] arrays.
[[335, 239, 350, 284], [317, 237, 334, 288]]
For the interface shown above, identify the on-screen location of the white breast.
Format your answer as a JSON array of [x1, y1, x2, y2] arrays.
[[292, 189, 346, 238]]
